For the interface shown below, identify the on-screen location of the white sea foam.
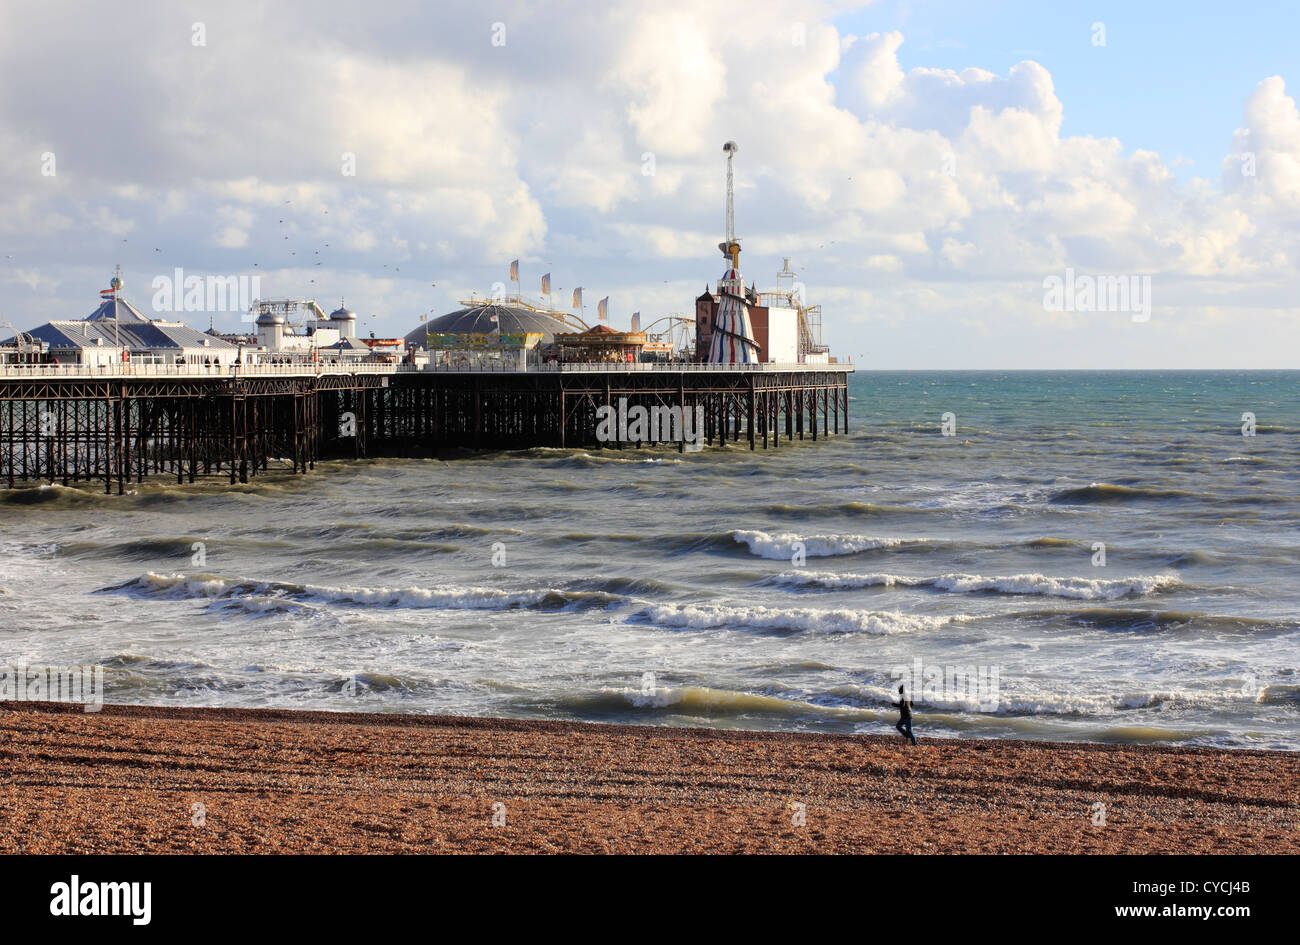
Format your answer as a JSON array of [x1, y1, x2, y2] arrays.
[[929, 572, 1179, 599], [833, 682, 1264, 716], [573, 451, 682, 465], [637, 601, 955, 635], [109, 571, 623, 612], [829, 681, 1000, 714], [770, 570, 1180, 600], [619, 681, 1264, 719], [731, 529, 909, 559], [212, 596, 320, 618], [995, 686, 1267, 716]]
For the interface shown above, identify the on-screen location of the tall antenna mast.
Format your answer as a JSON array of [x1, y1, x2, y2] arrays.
[[723, 141, 738, 246], [719, 140, 742, 274]]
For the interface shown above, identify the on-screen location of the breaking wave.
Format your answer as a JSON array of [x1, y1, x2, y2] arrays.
[[1051, 482, 1200, 504], [632, 601, 958, 635], [582, 685, 881, 720], [0, 483, 115, 507], [1007, 607, 1292, 634], [730, 529, 928, 559], [760, 501, 921, 518], [767, 570, 1182, 600], [99, 571, 627, 614]]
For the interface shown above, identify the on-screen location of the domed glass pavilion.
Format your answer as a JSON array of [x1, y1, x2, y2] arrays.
[[404, 301, 577, 369]]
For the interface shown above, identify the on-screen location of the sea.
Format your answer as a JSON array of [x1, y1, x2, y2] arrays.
[[2, 370, 1297, 749]]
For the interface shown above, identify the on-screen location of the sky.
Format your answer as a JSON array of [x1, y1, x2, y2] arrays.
[[1, 0, 1298, 368]]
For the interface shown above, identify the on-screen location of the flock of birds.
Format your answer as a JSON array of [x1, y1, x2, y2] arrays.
[[5, 187, 859, 356]]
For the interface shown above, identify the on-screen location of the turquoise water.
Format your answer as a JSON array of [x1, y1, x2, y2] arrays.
[[2, 370, 1297, 748]]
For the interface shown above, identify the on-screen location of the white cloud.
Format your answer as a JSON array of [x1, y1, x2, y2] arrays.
[[0, 2, 1298, 365], [1226, 76, 1300, 212]]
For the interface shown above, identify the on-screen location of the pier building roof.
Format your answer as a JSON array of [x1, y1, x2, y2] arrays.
[[403, 302, 572, 348], [319, 336, 371, 355], [25, 318, 236, 353], [85, 295, 152, 324], [11, 275, 237, 356]]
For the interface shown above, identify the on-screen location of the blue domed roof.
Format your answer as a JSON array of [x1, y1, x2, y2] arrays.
[[404, 303, 571, 346]]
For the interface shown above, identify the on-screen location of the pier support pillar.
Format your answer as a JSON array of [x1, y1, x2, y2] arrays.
[[747, 378, 756, 451]]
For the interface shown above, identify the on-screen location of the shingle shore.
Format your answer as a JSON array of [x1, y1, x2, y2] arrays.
[[2, 702, 1294, 853]]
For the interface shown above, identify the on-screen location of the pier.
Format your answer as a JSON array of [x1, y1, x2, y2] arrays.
[[0, 362, 851, 493]]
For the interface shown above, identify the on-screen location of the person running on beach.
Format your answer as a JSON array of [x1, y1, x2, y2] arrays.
[[894, 684, 918, 745]]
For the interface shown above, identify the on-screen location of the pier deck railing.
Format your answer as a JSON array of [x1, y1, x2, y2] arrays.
[[0, 361, 411, 379], [0, 360, 853, 379], [424, 360, 854, 374]]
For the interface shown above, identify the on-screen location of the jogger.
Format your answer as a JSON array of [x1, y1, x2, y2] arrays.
[[894, 684, 918, 745]]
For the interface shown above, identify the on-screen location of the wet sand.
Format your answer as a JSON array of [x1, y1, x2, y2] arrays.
[[1, 702, 1295, 853]]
